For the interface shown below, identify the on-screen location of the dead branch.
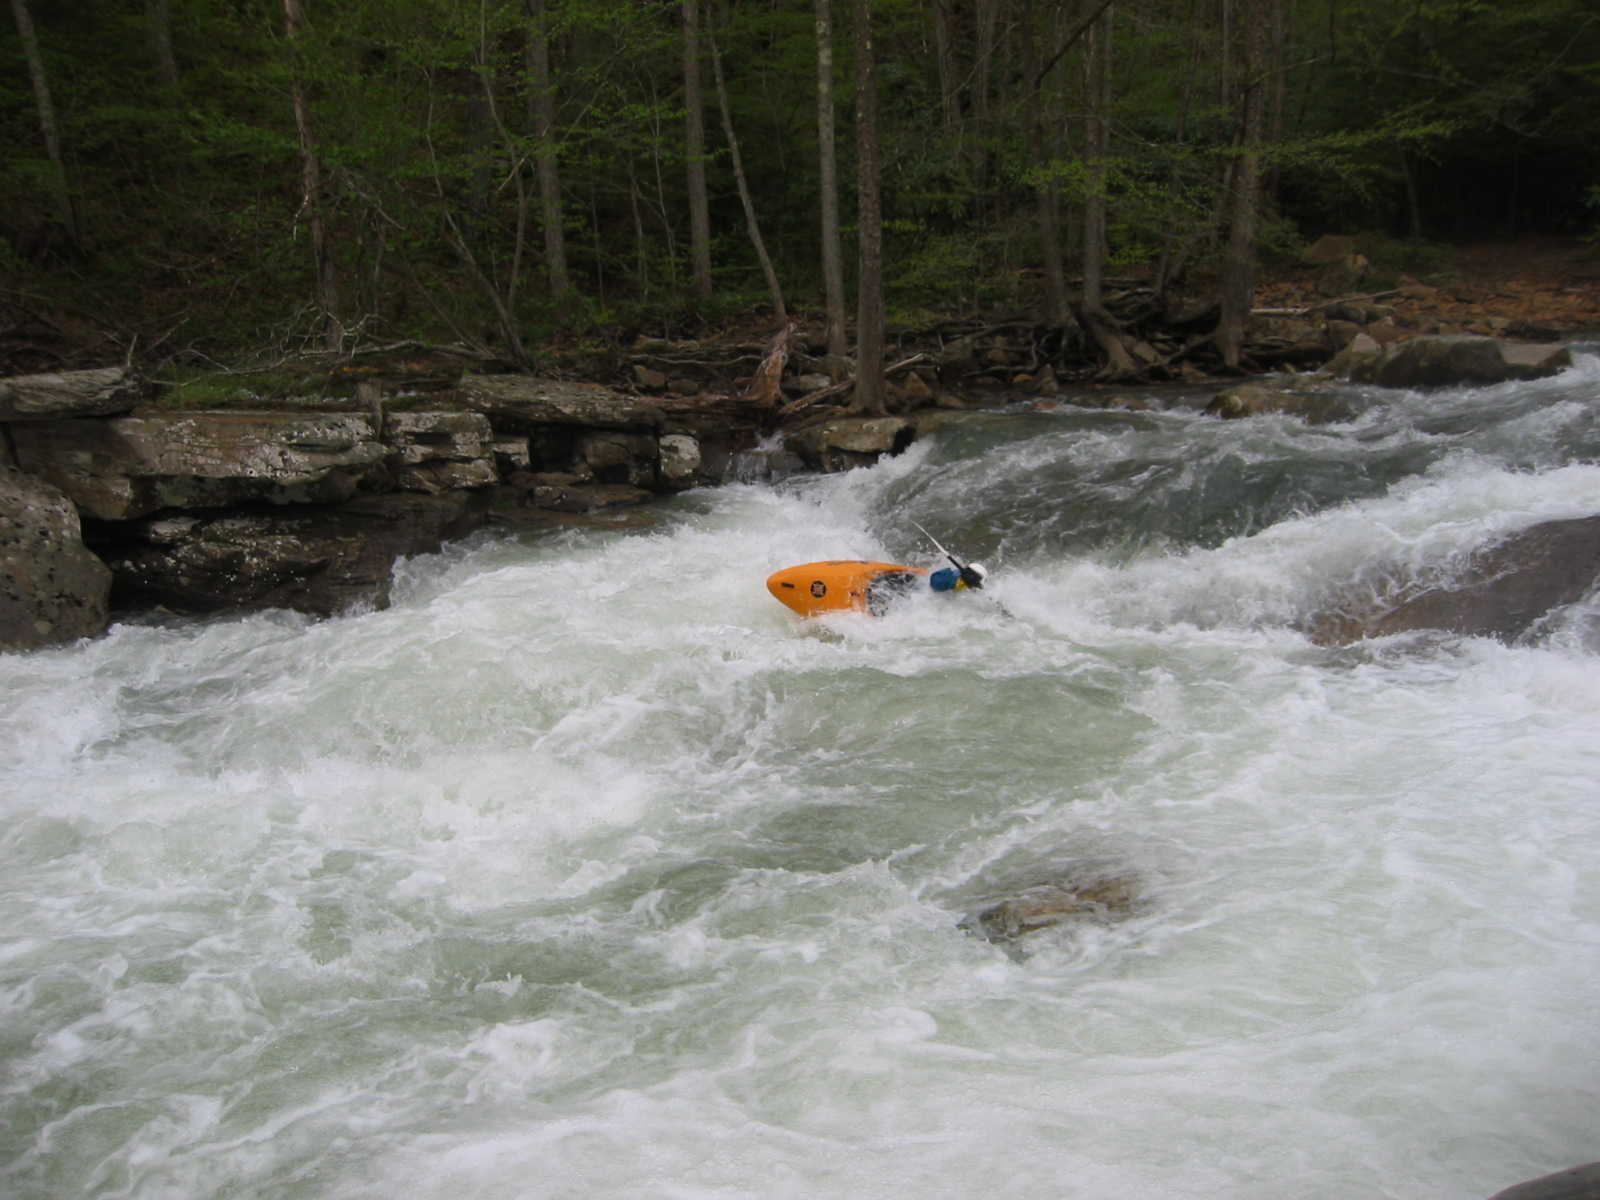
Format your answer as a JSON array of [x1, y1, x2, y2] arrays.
[[741, 321, 797, 407], [776, 352, 927, 419], [1256, 288, 1401, 319]]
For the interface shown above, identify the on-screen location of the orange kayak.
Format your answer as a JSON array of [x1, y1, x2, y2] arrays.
[[766, 560, 930, 617]]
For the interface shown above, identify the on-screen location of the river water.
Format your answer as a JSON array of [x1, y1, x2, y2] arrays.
[[4, 355, 1599, 1199]]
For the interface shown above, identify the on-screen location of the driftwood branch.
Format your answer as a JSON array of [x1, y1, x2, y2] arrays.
[[1253, 288, 1401, 319]]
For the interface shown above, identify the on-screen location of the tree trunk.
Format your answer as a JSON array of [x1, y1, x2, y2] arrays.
[[283, 0, 341, 352], [931, 0, 960, 136], [1213, 0, 1272, 370], [683, 0, 714, 299], [146, 0, 178, 88], [1079, 3, 1136, 377], [1025, 0, 1070, 326], [476, 16, 529, 316], [526, 0, 570, 297], [709, 30, 786, 324], [972, 0, 1001, 193], [1153, 0, 1204, 301], [815, 0, 848, 365], [10, 0, 78, 247], [850, 0, 886, 416]]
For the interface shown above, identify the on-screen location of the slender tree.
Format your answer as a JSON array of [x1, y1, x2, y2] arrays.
[[1214, 0, 1274, 369], [10, 0, 78, 247], [815, 0, 848, 366], [709, 29, 786, 323], [526, 0, 570, 297], [1023, 0, 1069, 327], [145, 0, 178, 88], [850, 0, 885, 415], [1077, 2, 1137, 376], [282, 0, 341, 351], [683, 0, 714, 298]]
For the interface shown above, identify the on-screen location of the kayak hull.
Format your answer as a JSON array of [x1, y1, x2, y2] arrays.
[[766, 560, 929, 617]]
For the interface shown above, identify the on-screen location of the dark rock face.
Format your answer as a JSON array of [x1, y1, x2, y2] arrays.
[[93, 492, 487, 617], [0, 467, 112, 651], [1308, 516, 1600, 645], [1485, 1163, 1600, 1200]]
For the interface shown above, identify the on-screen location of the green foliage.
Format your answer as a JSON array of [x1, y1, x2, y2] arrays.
[[151, 366, 336, 410], [1, 0, 1596, 364]]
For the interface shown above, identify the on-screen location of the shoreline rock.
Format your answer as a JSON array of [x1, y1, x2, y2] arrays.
[[1326, 333, 1573, 389], [1, 467, 112, 652]]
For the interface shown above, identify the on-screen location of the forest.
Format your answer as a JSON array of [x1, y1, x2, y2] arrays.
[[3, 0, 1598, 392]]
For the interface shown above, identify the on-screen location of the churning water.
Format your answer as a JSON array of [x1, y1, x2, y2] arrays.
[[4, 356, 1599, 1199]]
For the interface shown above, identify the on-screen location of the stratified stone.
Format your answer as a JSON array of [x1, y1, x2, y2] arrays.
[[10, 411, 386, 520], [0, 366, 142, 420], [382, 410, 498, 494]]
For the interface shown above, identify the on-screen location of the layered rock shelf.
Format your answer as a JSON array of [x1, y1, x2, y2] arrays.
[[1, 324, 1593, 653]]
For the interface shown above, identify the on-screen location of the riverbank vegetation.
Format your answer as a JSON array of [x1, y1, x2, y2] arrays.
[[4, 0, 1598, 393]]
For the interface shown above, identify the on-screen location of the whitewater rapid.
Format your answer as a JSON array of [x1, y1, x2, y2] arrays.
[[3, 358, 1598, 1199]]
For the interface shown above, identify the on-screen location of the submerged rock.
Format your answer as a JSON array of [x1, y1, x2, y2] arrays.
[[1307, 515, 1600, 645], [1485, 1163, 1600, 1200], [964, 876, 1137, 946], [1204, 380, 1357, 424]]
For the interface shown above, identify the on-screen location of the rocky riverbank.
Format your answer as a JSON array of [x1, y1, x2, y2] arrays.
[[4, 240, 1599, 654]]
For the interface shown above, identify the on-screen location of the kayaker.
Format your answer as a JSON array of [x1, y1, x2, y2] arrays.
[[929, 562, 988, 592]]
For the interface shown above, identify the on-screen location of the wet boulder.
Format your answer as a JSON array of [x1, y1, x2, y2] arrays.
[[0, 467, 112, 651], [1327, 334, 1572, 389], [658, 433, 702, 489], [786, 416, 916, 472], [1307, 515, 1600, 645], [1204, 381, 1358, 424]]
